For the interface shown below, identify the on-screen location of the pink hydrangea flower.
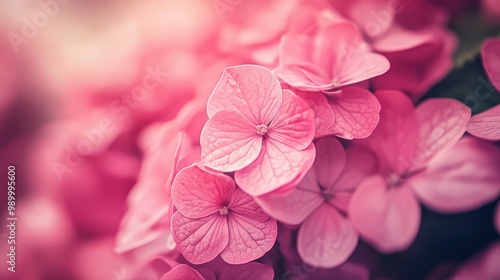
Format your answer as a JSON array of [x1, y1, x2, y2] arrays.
[[482, 38, 500, 92], [467, 104, 500, 141], [274, 21, 390, 91], [296, 86, 381, 139], [349, 90, 500, 253], [200, 64, 316, 196], [256, 137, 377, 268], [170, 164, 277, 264]]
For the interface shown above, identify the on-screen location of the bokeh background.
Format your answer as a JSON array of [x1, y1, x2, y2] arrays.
[[0, 0, 499, 279]]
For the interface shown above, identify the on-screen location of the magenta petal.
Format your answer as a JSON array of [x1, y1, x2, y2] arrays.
[[314, 137, 346, 189], [327, 86, 381, 139], [297, 204, 359, 268], [411, 98, 471, 170], [333, 145, 378, 192], [235, 141, 316, 196], [220, 212, 277, 264], [452, 242, 500, 280], [200, 110, 263, 172], [219, 262, 274, 280], [160, 264, 205, 280], [295, 90, 335, 138], [467, 104, 500, 141], [267, 90, 315, 150], [410, 137, 500, 213], [255, 169, 323, 225], [482, 38, 500, 92], [171, 212, 229, 264], [349, 175, 421, 253], [171, 165, 235, 219], [207, 65, 282, 125]]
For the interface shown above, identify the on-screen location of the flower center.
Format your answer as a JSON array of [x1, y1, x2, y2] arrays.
[[320, 191, 334, 202], [219, 206, 229, 216], [386, 173, 404, 188], [256, 124, 269, 136], [331, 77, 342, 87]]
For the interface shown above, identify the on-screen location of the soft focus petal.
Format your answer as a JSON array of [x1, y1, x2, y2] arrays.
[[255, 169, 323, 225], [219, 262, 274, 280], [467, 104, 500, 141], [297, 204, 359, 268], [221, 211, 277, 264], [235, 141, 316, 196], [482, 38, 500, 92], [207, 65, 282, 124], [172, 165, 235, 219], [410, 137, 500, 213], [200, 110, 262, 172], [452, 242, 500, 280], [171, 212, 229, 264], [327, 86, 381, 140], [372, 25, 434, 53], [314, 137, 346, 189], [410, 98, 471, 170], [268, 90, 315, 150], [349, 175, 421, 253], [160, 264, 205, 280]]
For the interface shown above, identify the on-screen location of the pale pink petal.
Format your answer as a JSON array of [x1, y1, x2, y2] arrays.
[[482, 38, 500, 92], [171, 165, 235, 219], [160, 264, 205, 280], [220, 212, 278, 264], [410, 137, 500, 213], [267, 90, 315, 150], [274, 34, 333, 90], [333, 145, 378, 192], [200, 110, 263, 172], [410, 98, 471, 170], [349, 175, 421, 253], [255, 169, 323, 225], [229, 188, 274, 223], [207, 65, 282, 124], [348, 0, 394, 38], [219, 262, 274, 280], [171, 212, 229, 264], [295, 90, 335, 138], [297, 204, 359, 268], [235, 141, 316, 196], [314, 137, 346, 189], [372, 25, 433, 52], [327, 86, 381, 139], [319, 23, 390, 87], [358, 90, 418, 173], [467, 104, 500, 141]]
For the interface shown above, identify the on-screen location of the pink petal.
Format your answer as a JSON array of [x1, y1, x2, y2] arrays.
[[268, 90, 316, 150], [171, 165, 235, 219], [333, 145, 378, 192], [220, 212, 277, 264], [410, 98, 471, 170], [228, 188, 275, 223], [349, 175, 421, 253], [410, 137, 500, 213], [160, 264, 205, 280], [295, 90, 335, 138], [358, 90, 418, 173], [327, 86, 381, 139], [297, 204, 359, 268], [274, 34, 333, 90], [219, 262, 274, 280], [452, 242, 500, 280], [200, 110, 263, 172], [207, 65, 282, 125], [255, 169, 323, 225], [348, 0, 394, 38], [319, 23, 390, 87], [235, 141, 316, 196], [482, 38, 500, 92], [372, 25, 434, 52], [314, 137, 346, 189], [170, 212, 229, 265], [467, 104, 500, 141]]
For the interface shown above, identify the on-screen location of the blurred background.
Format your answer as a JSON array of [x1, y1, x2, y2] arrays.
[[0, 0, 499, 279]]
